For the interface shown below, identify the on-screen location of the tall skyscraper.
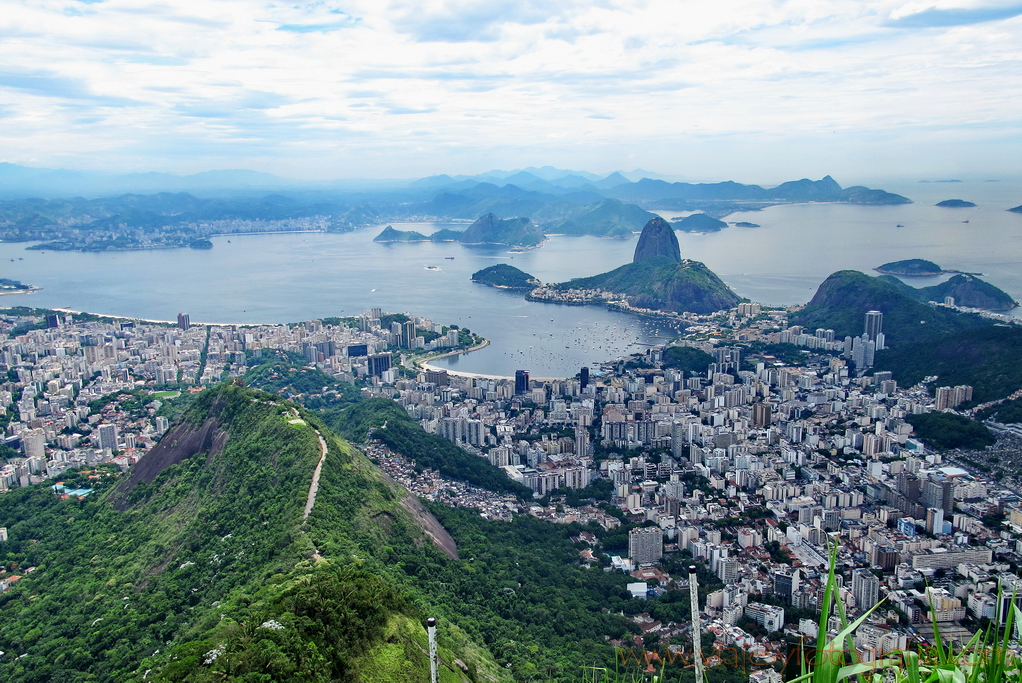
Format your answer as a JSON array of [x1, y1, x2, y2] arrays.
[[177, 312, 190, 330], [628, 526, 663, 565], [851, 569, 880, 611], [97, 423, 118, 451], [580, 366, 589, 389], [864, 310, 883, 342], [515, 370, 530, 395]]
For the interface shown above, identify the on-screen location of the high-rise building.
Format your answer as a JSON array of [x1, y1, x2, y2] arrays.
[[177, 313, 190, 330], [851, 569, 880, 611], [515, 370, 530, 395], [864, 310, 883, 342], [97, 423, 118, 451], [402, 321, 416, 349], [628, 526, 663, 565], [773, 568, 800, 604], [580, 366, 589, 389], [424, 369, 449, 386], [753, 402, 772, 427], [368, 353, 392, 376], [21, 428, 46, 460]]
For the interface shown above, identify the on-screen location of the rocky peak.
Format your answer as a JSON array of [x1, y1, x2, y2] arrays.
[[633, 216, 681, 263]]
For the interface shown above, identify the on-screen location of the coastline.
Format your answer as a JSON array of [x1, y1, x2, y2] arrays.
[[415, 339, 570, 382]]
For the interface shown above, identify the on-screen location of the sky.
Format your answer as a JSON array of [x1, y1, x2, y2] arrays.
[[1, 0, 1021, 182]]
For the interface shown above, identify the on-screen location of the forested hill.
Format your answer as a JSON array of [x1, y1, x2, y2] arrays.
[[0, 384, 502, 682], [0, 382, 663, 682]]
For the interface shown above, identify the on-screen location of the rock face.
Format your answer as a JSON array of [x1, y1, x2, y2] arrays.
[[458, 213, 545, 247], [633, 216, 681, 263]]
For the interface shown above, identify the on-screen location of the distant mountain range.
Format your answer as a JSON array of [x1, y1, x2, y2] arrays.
[[0, 163, 916, 251]]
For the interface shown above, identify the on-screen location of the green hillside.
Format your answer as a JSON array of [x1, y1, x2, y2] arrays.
[[0, 384, 496, 682], [0, 382, 673, 681], [790, 270, 990, 346], [329, 398, 534, 499], [875, 325, 1022, 402], [471, 264, 540, 289], [553, 256, 741, 315]]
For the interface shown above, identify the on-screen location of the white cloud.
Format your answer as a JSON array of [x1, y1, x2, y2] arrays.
[[0, 0, 1018, 179]]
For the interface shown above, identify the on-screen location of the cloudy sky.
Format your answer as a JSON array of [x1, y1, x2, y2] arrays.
[[2, 0, 1021, 181]]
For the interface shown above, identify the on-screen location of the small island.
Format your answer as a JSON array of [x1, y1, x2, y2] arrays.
[[470, 264, 541, 290], [733, 221, 760, 228], [673, 213, 727, 232], [936, 199, 976, 208], [188, 239, 213, 249], [875, 259, 945, 276]]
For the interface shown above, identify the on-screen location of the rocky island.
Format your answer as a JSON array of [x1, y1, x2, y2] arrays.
[[532, 216, 741, 315], [470, 264, 540, 290], [936, 199, 976, 207]]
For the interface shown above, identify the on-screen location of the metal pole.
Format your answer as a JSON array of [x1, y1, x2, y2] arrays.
[[427, 617, 438, 683], [689, 566, 705, 683]]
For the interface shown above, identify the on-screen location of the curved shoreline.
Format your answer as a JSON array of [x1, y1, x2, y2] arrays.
[[415, 339, 568, 381]]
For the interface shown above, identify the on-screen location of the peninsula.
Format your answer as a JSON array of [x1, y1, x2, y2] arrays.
[[532, 216, 741, 315]]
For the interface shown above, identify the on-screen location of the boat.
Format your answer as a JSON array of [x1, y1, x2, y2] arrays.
[[425, 265, 440, 271], [896, 224, 904, 227], [445, 256, 454, 260]]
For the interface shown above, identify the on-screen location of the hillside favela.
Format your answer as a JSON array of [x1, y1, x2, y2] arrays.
[[3, 2, 1022, 683]]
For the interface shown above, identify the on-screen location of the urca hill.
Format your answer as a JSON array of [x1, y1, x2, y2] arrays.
[[550, 216, 741, 314]]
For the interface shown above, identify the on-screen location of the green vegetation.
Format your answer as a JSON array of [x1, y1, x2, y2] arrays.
[[373, 225, 429, 242], [245, 350, 360, 402], [458, 213, 545, 247], [875, 325, 1022, 402], [554, 256, 740, 315], [906, 412, 996, 450], [875, 259, 944, 275], [662, 346, 714, 374], [330, 398, 533, 499], [471, 264, 541, 289], [916, 274, 1018, 311], [673, 213, 727, 232], [790, 270, 990, 346], [0, 278, 32, 291], [936, 199, 976, 207], [428, 228, 463, 241], [976, 397, 1022, 424]]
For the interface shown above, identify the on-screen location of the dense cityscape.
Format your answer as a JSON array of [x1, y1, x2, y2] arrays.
[[3, 294, 1022, 676]]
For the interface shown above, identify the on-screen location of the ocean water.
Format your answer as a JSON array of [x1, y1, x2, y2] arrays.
[[0, 177, 1018, 377]]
